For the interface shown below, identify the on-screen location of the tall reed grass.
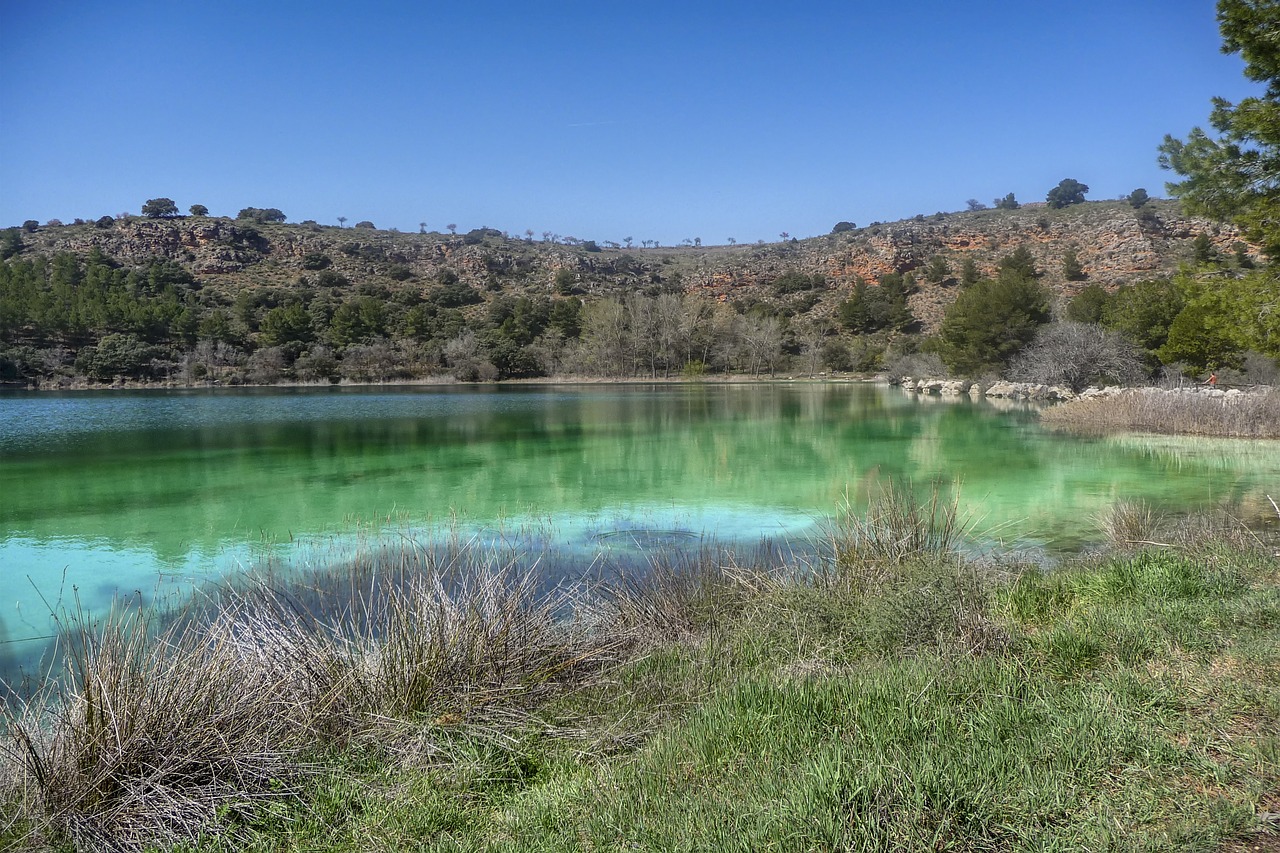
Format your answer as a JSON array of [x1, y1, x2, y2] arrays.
[[1041, 387, 1280, 438]]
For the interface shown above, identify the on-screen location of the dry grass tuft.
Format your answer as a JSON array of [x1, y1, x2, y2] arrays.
[[1096, 499, 1168, 550], [1, 606, 316, 851], [823, 479, 966, 588]]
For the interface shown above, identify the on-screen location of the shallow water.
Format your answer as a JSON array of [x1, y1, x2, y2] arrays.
[[1, 382, 1277, 673]]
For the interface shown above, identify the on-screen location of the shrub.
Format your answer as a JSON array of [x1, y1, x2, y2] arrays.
[[1008, 322, 1144, 391]]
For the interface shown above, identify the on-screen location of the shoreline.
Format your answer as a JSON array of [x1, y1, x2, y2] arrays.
[[0, 372, 880, 393]]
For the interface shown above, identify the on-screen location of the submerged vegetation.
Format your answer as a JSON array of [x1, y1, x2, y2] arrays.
[[1, 487, 1277, 851]]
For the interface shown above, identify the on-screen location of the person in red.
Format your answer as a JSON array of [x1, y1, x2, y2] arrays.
[[1205, 371, 1218, 387]]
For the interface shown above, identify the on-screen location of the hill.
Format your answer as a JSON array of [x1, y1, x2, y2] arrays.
[[0, 200, 1255, 386]]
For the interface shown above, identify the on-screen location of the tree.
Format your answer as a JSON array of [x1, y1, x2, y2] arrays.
[[998, 246, 1039, 280], [1126, 188, 1149, 209], [141, 198, 178, 218], [1008, 322, 1145, 391], [1159, 1, 1280, 257], [189, 204, 209, 217], [237, 207, 286, 223], [259, 303, 314, 347], [1046, 178, 1089, 209], [419, 222, 427, 234], [937, 265, 1053, 375], [1102, 278, 1186, 357], [966, 199, 987, 211], [1193, 233, 1221, 265], [0, 228, 23, 260], [448, 223, 458, 235], [354, 220, 375, 229], [994, 193, 1019, 210], [337, 216, 347, 228], [923, 254, 950, 283], [959, 257, 980, 287], [1062, 245, 1086, 281], [1064, 283, 1110, 324], [831, 221, 856, 233]]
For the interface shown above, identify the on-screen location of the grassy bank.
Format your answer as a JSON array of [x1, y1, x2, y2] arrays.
[[1041, 387, 1280, 439], [2, 491, 1278, 851]]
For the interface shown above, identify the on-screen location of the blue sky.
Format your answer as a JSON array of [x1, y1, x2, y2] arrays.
[[0, 1, 1257, 245]]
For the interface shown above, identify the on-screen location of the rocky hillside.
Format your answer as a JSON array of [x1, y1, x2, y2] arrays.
[[11, 199, 1248, 334]]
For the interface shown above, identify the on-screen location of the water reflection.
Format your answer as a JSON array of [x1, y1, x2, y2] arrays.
[[2, 382, 1278, 675]]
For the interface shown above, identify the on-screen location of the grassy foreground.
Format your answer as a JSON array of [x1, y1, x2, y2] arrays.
[[2, 490, 1278, 851]]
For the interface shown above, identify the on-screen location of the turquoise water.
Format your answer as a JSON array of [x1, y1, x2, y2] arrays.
[[2, 382, 1277, 673]]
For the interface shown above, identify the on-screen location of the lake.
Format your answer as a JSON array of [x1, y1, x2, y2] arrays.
[[2, 382, 1277, 675]]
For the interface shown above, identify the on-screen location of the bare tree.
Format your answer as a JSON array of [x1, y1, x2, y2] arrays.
[[795, 320, 828, 377], [740, 315, 783, 377], [779, 232, 790, 241], [579, 298, 631, 377], [1008, 322, 1144, 392], [443, 330, 497, 381], [624, 236, 633, 248]]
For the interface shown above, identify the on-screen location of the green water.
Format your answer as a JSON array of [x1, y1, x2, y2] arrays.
[[1, 383, 1277, 664]]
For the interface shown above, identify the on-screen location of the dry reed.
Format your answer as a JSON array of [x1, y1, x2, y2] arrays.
[[1041, 388, 1280, 438]]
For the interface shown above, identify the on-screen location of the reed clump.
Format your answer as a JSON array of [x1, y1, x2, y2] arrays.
[[0, 543, 610, 850], [1041, 387, 1280, 438], [1, 607, 316, 851]]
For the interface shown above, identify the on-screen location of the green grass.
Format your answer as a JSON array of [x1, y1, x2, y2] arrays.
[[3, 494, 1279, 852]]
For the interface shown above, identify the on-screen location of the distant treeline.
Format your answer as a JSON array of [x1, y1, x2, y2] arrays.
[[0, 246, 856, 385]]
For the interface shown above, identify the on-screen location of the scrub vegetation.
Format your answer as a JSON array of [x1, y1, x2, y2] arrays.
[[1, 486, 1278, 852]]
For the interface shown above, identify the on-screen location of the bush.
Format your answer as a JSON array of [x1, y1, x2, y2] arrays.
[[1007, 322, 1145, 392]]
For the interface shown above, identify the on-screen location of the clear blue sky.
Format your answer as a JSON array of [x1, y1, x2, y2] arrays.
[[0, 1, 1258, 245]]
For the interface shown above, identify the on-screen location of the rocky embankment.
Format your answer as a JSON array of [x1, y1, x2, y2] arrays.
[[894, 377, 1269, 403]]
